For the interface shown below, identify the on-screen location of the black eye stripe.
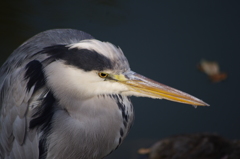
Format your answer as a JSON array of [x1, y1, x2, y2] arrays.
[[42, 45, 113, 71]]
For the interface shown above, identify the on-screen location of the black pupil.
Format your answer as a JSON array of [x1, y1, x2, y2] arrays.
[[101, 73, 107, 77]]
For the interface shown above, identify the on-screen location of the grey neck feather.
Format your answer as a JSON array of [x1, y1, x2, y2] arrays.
[[45, 94, 134, 159]]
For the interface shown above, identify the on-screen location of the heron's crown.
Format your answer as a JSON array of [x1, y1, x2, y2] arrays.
[[69, 39, 130, 72], [42, 39, 130, 73]]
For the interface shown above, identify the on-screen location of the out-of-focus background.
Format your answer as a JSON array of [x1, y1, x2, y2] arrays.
[[1, 1, 240, 158]]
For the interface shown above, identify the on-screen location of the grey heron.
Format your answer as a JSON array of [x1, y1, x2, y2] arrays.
[[0, 29, 208, 159]]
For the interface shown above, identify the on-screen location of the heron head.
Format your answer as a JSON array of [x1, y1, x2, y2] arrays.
[[42, 39, 208, 106]]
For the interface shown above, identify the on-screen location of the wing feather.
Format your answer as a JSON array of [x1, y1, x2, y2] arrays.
[[12, 116, 26, 145], [0, 29, 94, 158]]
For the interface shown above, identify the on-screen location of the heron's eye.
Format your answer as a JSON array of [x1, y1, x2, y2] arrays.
[[98, 72, 109, 78]]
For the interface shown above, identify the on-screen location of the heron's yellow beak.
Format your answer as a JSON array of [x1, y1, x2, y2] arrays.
[[112, 72, 209, 106]]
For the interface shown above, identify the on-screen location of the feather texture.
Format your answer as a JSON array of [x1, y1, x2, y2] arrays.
[[0, 29, 134, 159], [0, 29, 95, 158]]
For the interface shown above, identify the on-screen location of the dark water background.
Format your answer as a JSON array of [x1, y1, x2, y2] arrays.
[[1, 1, 240, 159]]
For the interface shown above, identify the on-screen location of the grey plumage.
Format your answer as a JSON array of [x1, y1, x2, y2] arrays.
[[0, 29, 133, 159], [0, 29, 208, 159]]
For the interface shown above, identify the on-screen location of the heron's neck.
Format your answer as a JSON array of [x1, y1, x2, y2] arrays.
[[59, 94, 132, 122], [46, 94, 134, 159], [62, 95, 123, 120]]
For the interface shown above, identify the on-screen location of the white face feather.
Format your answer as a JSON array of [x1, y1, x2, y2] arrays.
[[44, 61, 129, 103]]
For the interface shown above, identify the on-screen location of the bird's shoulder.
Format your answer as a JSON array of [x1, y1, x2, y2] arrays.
[[0, 57, 50, 157], [0, 28, 93, 158]]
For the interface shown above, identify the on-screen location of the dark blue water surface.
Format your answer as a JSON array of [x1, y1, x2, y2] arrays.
[[1, 1, 240, 159]]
